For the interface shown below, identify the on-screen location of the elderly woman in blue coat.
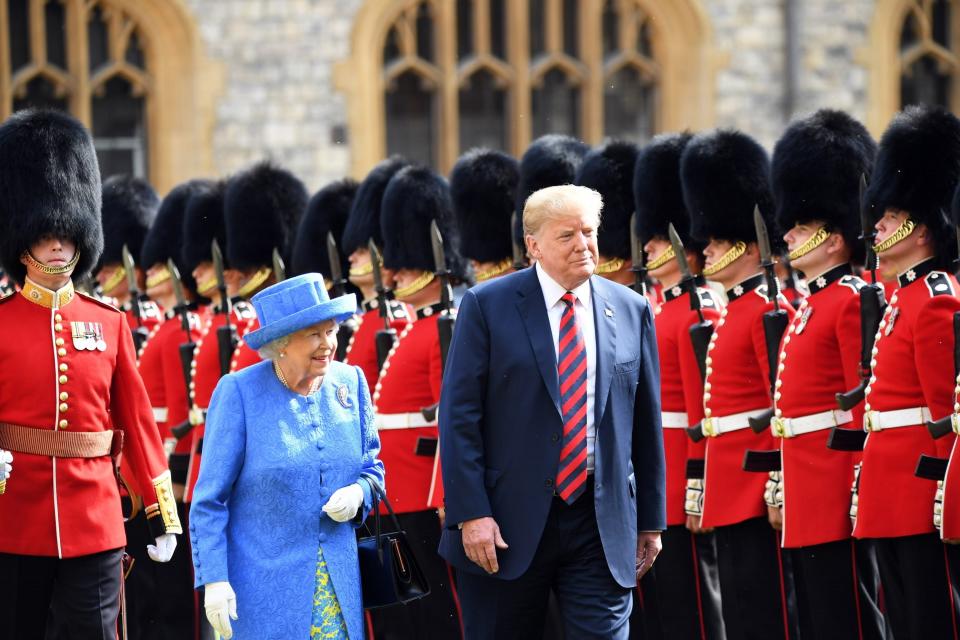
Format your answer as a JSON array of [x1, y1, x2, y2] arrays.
[[190, 273, 384, 640]]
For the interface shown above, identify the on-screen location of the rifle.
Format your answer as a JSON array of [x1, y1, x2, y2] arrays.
[[327, 232, 357, 362], [667, 224, 714, 382], [121, 244, 150, 353], [368, 240, 397, 370], [430, 220, 456, 374], [628, 213, 649, 297], [749, 205, 788, 434], [830, 175, 883, 451], [272, 247, 286, 283], [927, 221, 960, 440], [212, 239, 236, 378], [167, 260, 198, 440], [511, 212, 527, 271]]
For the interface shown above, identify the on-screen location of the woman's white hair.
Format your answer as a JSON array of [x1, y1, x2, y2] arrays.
[[258, 335, 291, 361], [522, 184, 603, 238]]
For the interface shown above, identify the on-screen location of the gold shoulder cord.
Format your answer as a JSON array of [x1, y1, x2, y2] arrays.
[[702, 241, 747, 277]]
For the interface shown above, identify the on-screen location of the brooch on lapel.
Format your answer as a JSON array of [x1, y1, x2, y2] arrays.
[[604, 308, 614, 318], [336, 384, 353, 408]]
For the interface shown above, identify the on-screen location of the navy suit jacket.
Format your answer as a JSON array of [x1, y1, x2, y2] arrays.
[[438, 267, 665, 588]]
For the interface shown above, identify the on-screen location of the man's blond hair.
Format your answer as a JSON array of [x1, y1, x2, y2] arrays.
[[522, 184, 603, 238]]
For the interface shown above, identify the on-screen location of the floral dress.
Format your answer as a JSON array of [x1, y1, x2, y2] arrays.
[[310, 545, 350, 639]]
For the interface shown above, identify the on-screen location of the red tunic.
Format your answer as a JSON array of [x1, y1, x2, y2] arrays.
[[854, 263, 960, 539], [136, 316, 169, 445], [123, 298, 163, 336], [373, 304, 444, 514], [344, 299, 413, 389], [0, 281, 180, 557], [159, 309, 204, 459], [700, 275, 795, 529], [775, 266, 864, 547], [654, 284, 721, 526]]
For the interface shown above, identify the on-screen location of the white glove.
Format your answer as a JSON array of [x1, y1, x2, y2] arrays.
[[0, 450, 11, 481], [147, 533, 177, 563], [204, 581, 238, 640], [322, 483, 365, 523]]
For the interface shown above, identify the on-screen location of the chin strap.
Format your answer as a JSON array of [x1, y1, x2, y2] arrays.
[[702, 241, 746, 277], [874, 218, 916, 254], [787, 226, 829, 261], [21, 250, 80, 275]]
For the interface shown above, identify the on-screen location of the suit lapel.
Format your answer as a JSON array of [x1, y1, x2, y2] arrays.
[[592, 277, 616, 428], [516, 268, 562, 418]]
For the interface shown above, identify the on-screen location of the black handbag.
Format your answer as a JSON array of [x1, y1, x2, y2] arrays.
[[357, 477, 431, 609]]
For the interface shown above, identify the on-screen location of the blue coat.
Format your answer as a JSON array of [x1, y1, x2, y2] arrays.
[[438, 268, 665, 588], [190, 360, 384, 640]]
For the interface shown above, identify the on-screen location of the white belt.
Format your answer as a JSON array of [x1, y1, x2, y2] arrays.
[[864, 406, 931, 432], [661, 412, 689, 429], [152, 407, 168, 423], [701, 408, 769, 437], [376, 412, 437, 430], [772, 409, 852, 438]]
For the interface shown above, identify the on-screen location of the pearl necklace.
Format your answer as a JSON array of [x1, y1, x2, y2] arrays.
[[274, 360, 321, 395]]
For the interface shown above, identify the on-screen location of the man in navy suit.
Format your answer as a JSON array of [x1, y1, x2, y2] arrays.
[[439, 184, 666, 638]]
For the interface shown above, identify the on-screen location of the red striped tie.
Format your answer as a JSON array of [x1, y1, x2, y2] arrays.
[[556, 291, 588, 504]]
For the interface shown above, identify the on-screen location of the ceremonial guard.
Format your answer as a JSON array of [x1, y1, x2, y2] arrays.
[[631, 132, 725, 640], [340, 157, 413, 389], [291, 178, 358, 283], [769, 110, 885, 639], [96, 175, 163, 338], [854, 104, 960, 637], [0, 109, 181, 638], [680, 129, 797, 640], [450, 148, 520, 283], [369, 166, 467, 639], [131, 179, 206, 639], [575, 140, 638, 287]]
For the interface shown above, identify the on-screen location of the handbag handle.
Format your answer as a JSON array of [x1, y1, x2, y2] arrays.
[[359, 476, 404, 561]]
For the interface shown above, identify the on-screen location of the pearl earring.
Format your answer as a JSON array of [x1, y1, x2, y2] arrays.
[[280, 351, 286, 358]]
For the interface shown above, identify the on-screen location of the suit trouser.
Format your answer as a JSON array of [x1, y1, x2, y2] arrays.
[[714, 517, 797, 640], [455, 483, 632, 640], [634, 524, 726, 640], [786, 538, 885, 640], [369, 509, 464, 640], [872, 533, 958, 639], [0, 547, 123, 640]]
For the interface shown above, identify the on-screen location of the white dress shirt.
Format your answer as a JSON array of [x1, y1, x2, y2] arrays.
[[535, 262, 596, 472]]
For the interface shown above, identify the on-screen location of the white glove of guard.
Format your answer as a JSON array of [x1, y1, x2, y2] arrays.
[[322, 483, 365, 523], [0, 449, 11, 482], [205, 581, 238, 640], [147, 533, 177, 563]]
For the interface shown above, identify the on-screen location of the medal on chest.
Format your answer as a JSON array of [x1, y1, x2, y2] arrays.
[[71, 321, 107, 351], [794, 306, 814, 335], [885, 308, 900, 336]]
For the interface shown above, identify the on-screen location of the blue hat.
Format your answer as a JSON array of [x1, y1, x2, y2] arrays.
[[244, 273, 357, 351]]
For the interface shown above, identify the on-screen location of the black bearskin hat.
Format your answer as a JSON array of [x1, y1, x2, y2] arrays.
[[380, 166, 467, 280], [0, 109, 102, 285], [100, 175, 159, 268], [772, 110, 876, 258], [864, 104, 960, 266], [515, 135, 589, 246], [450, 148, 519, 264], [633, 132, 699, 248], [142, 180, 208, 291], [681, 129, 781, 251], [576, 141, 638, 260], [292, 178, 359, 278], [342, 156, 408, 255], [181, 180, 227, 275], [224, 161, 308, 271]]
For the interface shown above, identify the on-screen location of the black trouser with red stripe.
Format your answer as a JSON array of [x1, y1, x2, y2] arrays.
[[872, 533, 958, 639], [368, 509, 463, 640], [633, 524, 726, 640], [713, 517, 799, 640], [786, 538, 886, 640]]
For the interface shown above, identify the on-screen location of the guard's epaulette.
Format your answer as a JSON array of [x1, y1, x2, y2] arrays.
[[231, 300, 257, 322], [697, 288, 720, 309], [755, 284, 788, 305], [387, 299, 410, 321], [0, 291, 16, 305], [838, 275, 866, 294], [140, 299, 162, 320], [77, 291, 122, 312], [925, 271, 956, 297]]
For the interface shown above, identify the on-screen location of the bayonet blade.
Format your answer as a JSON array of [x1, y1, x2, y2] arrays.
[[212, 239, 226, 290], [121, 244, 139, 293], [510, 212, 526, 270], [326, 232, 344, 284], [753, 205, 773, 265], [368, 240, 385, 293], [630, 213, 643, 271], [430, 219, 447, 274], [272, 247, 286, 282], [167, 259, 187, 307], [668, 223, 694, 281]]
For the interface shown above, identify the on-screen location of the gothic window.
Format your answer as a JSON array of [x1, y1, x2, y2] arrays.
[[343, 0, 712, 175], [898, 0, 960, 109]]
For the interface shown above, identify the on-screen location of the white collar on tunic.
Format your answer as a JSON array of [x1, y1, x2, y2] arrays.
[[535, 262, 592, 310]]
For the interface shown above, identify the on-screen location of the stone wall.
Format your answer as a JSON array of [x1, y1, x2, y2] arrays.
[[181, 0, 362, 189]]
